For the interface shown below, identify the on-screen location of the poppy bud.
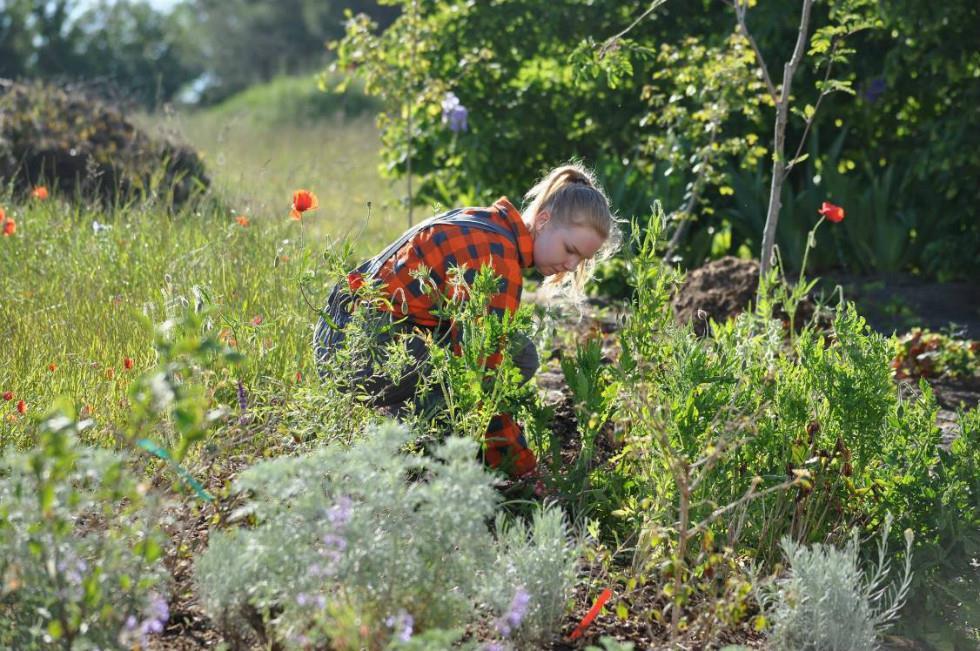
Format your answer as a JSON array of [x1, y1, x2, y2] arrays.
[[818, 201, 845, 223], [2, 391, 12, 401]]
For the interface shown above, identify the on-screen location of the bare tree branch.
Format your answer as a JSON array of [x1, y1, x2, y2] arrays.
[[731, 0, 779, 102]]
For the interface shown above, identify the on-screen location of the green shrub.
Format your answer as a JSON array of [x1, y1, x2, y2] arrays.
[[761, 516, 914, 651], [0, 404, 169, 649], [194, 423, 578, 649]]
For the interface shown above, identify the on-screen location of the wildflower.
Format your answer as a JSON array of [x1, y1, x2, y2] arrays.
[[92, 219, 111, 234], [2, 217, 15, 236], [237, 379, 248, 415], [441, 91, 469, 133], [496, 586, 531, 637], [251, 315, 263, 326], [2, 391, 12, 401], [235, 215, 249, 227], [48, 363, 57, 372], [138, 594, 169, 644], [290, 189, 319, 220], [385, 610, 414, 642], [295, 371, 302, 383], [862, 77, 886, 103], [105, 367, 115, 380], [124, 357, 134, 370], [569, 588, 612, 640], [31, 186, 49, 200], [16, 400, 26, 414], [326, 495, 354, 528], [818, 201, 845, 223]]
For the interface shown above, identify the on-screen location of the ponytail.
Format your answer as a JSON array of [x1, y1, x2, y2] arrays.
[[523, 162, 622, 301]]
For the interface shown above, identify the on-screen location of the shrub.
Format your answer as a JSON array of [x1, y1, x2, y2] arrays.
[[194, 423, 578, 649], [0, 403, 169, 649], [761, 515, 914, 651]]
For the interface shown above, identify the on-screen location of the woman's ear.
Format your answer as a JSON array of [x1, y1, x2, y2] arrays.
[[534, 209, 551, 233]]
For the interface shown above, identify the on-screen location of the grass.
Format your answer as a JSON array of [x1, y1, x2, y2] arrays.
[[0, 75, 411, 449]]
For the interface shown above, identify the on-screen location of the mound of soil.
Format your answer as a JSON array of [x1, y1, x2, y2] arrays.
[[671, 256, 761, 336], [0, 79, 208, 208]]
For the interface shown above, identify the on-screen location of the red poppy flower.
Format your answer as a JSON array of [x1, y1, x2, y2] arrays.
[[2, 218, 15, 237], [2, 391, 12, 401], [124, 357, 134, 370], [48, 363, 57, 372], [235, 215, 250, 227], [31, 186, 48, 200], [295, 371, 302, 383], [16, 400, 26, 414], [818, 201, 845, 223], [290, 189, 319, 220], [0, 205, 5, 220]]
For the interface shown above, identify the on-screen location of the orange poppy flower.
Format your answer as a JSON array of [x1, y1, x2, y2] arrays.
[[124, 357, 134, 370], [0, 205, 5, 220], [290, 189, 319, 220], [2, 218, 15, 237], [48, 363, 57, 372], [31, 186, 48, 200], [236, 215, 250, 227], [105, 367, 115, 380], [16, 400, 26, 414]]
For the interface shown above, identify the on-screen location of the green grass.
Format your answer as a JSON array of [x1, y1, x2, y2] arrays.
[[0, 75, 412, 449], [138, 74, 410, 253]]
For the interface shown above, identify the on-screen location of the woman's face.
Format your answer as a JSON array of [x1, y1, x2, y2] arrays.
[[531, 211, 606, 277]]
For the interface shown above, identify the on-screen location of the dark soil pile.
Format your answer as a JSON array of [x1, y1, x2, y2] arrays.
[[671, 256, 761, 336], [0, 79, 208, 208]]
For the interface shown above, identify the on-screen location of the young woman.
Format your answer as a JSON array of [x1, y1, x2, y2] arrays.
[[314, 163, 619, 477]]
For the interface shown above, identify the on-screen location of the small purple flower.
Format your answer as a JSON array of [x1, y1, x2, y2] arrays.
[[296, 592, 309, 606], [326, 496, 353, 528], [385, 610, 414, 642], [138, 594, 169, 644], [495, 586, 531, 637], [441, 91, 469, 133], [237, 379, 248, 421], [862, 77, 886, 103], [482, 644, 505, 651]]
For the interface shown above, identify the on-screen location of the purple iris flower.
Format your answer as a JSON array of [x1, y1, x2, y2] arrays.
[[863, 77, 886, 103], [441, 91, 469, 133]]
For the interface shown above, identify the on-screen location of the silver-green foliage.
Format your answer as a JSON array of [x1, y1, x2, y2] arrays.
[[0, 407, 169, 650], [194, 423, 578, 648], [765, 515, 914, 651]]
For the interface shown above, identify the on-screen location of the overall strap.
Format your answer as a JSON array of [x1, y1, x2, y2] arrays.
[[357, 208, 518, 280]]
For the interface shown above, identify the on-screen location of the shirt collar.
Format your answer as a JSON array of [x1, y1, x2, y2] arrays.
[[493, 196, 534, 269]]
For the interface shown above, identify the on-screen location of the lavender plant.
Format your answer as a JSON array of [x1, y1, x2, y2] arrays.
[[761, 514, 914, 651], [0, 402, 169, 650], [193, 422, 577, 649]]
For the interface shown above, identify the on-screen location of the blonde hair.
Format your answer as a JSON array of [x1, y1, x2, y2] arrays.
[[523, 162, 622, 300]]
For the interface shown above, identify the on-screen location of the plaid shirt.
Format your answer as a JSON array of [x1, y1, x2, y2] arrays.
[[351, 197, 537, 476]]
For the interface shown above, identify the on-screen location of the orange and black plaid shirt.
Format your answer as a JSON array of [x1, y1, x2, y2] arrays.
[[351, 196, 537, 476]]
